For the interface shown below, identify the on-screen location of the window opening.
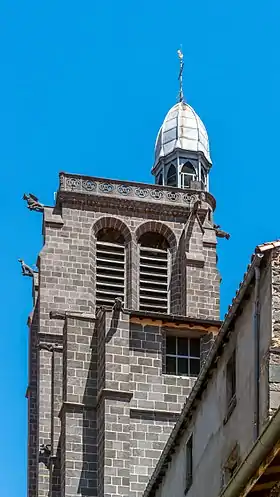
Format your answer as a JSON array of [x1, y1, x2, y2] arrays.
[[166, 336, 200, 376], [96, 228, 125, 307], [166, 164, 177, 187], [181, 162, 196, 188], [139, 232, 169, 313]]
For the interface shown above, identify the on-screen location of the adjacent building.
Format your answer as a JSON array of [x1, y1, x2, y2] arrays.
[[144, 241, 280, 497]]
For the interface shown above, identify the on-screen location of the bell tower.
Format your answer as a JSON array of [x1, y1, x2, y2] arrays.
[[25, 51, 222, 497]]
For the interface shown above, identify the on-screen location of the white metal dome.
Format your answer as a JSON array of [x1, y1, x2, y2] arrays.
[[154, 101, 211, 165]]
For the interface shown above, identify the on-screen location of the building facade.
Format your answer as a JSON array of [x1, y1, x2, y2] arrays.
[[25, 95, 223, 497], [144, 242, 280, 497]]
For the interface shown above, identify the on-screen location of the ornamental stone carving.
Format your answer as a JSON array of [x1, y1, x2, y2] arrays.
[[59, 175, 65, 188], [166, 191, 179, 202], [150, 189, 164, 200], [58, 174, 215, 210], [118, 185, 132, 196], [183, 193, 200, 205], [66, 177, 81, 191], [82, 179, 97, 192], [99, 183, 114, 193], [135, 187, 149, 198]]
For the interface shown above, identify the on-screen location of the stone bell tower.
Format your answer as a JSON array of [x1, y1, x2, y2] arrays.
[[25, 52, 222, 497]]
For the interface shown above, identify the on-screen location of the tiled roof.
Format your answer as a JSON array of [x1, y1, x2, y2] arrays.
[[256, 240, 280, 253]]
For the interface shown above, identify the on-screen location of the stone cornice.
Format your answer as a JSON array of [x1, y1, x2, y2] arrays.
[[37, 332, 63, 344], [58, 401, 182, 421], [96, 388, 133, 407], [130, 408, 180, 420], [57, 172, 216, 213], [58, 401, 96, 418], [49, 310, 96, 321]]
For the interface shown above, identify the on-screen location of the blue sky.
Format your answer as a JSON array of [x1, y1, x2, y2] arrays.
[[1, 1, 280, 494]]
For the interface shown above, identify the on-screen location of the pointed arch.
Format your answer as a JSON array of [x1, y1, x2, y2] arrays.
[[166, 164, 177, 187], [180, 161, 197, 188], [181, 161, 196, 174]]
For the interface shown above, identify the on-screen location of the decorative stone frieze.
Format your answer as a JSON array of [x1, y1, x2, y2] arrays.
[[58, 172, 215, 210]]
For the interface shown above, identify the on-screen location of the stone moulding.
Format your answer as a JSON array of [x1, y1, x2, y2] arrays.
[[49, 310, 96, 321], [58, 401, 183, 420], [58, 172, 216, 210], [130, 408, 180, 420], [96, 388, 133, 407], [58, 401, 97, 419]]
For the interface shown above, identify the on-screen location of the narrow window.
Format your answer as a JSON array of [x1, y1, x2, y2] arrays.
[[226, 350, 236, 408], [96, 228, 125, 307], [185, 435, 193, 493], [165, 336, 200, 376], [166, 164, 177, 187], [181, 162, 196, 188], [139, 232, 169, 313]]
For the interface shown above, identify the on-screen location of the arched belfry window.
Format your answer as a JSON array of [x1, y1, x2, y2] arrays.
[[138, 232, 169, 313], [181, 162, 196, 188], [166, 164, 177, 187], [96, 228, 125, 307]]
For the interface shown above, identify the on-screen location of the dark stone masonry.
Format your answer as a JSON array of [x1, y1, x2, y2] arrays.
[[25, 97, 223, 496]]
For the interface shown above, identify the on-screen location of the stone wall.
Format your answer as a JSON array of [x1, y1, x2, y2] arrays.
[[27, 174, 220, 497], [27, 280, 39, 497]]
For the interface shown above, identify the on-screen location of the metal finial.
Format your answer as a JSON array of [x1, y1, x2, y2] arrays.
[[177, 48, 184, 102]]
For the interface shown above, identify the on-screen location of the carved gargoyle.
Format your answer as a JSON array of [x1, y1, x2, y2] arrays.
[[214, 224, 230, 240], [18, 259, 37, 277], [113, 297, 124, 312], [23, 193, 44, 212], [39, 444, 51, 468]]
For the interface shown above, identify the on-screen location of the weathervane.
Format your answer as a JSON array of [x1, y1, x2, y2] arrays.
[[177, 48, 184, 102]]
